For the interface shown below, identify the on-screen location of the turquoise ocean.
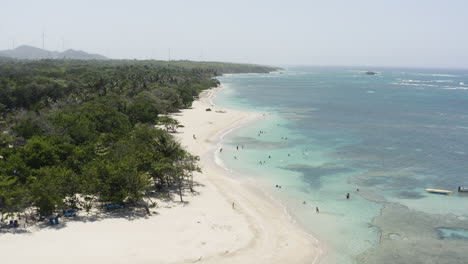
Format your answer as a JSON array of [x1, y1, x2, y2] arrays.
[[214, 67, 468, 264]]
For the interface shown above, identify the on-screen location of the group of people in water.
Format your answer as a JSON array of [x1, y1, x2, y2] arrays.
[[222, 138, 293, 164], [259, 155, 274, 165], [218, 129, 295, 162], [274, 184, 355, 214], [216, 129, 362, 215], [307, 192, 355, 214]]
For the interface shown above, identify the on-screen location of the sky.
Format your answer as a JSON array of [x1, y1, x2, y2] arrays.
[[1, 0, 468, 68]]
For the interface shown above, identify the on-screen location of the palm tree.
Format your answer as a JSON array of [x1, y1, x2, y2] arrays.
[[152, 133, 182, 159]]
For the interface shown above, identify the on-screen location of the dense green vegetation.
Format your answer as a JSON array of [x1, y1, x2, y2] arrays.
[[0, 59, 278, 219]]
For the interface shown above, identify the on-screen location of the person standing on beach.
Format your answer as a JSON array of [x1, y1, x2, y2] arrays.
[[316, 207, 319, 213], [193, 134, 196, 140], [346, 193, 350, 199], [236, 146, 239, 150]]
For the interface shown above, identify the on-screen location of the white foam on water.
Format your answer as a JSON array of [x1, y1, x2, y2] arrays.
[[413, 73, 458, 77], [443, 87, 468, 90], [390, 82, 438, 88]]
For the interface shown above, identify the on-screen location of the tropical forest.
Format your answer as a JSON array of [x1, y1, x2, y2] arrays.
[[0, 59, 276, 221]]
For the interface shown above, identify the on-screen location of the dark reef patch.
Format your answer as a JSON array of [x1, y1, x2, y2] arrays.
[[282, 163, 353, 189]]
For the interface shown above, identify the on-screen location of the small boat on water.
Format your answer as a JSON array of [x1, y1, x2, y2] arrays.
[[458, 186, 468, 192], [426, 189, 452, 195]]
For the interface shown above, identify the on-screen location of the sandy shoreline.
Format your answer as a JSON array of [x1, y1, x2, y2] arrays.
[[0, 85, 322, 264]]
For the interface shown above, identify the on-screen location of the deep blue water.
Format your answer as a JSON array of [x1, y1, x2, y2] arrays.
[[215, 67, 468, 264]]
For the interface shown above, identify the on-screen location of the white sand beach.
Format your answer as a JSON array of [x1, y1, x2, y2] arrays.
[[0, 86, 322, 264]]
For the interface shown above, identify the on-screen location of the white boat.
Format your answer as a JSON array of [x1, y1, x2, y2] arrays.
[[458, 186, 468, 192]]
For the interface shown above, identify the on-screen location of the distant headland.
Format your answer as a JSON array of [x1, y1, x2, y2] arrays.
[[0, 45, 108, 60]]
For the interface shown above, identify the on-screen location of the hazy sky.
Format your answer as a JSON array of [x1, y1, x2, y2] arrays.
[[2, 0, 468, 68]]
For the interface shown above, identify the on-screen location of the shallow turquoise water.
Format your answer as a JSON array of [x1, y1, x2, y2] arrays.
[[214, 67, 468, 264]]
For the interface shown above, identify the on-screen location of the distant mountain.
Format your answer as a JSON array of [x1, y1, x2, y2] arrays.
[[0, 45, 108, 60], [59, 49, 108, 60]]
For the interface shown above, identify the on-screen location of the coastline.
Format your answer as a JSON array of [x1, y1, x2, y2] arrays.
[[172, 84, 323, 263], [0, 84, 322, 264]]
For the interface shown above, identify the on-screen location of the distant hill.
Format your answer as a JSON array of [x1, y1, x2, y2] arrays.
[[59, 49, 108, 60], [0, 45, 108, 60]]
